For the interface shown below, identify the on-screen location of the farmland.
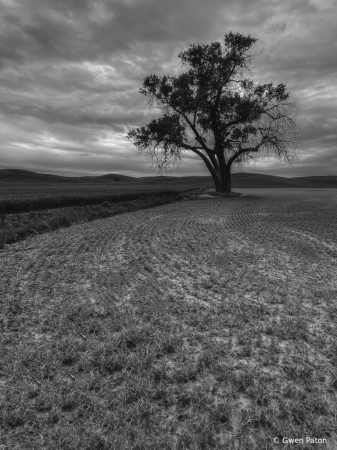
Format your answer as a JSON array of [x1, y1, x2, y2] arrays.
[[1, 187, 337, 449], [1, 170, 337, 247], [0, 179, 204, 246], [1, 169, 337, 215], [0, 183, 194, 214], [0, 168, 215, 216]]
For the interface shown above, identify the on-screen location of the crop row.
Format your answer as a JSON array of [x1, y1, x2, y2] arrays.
[[0, 190, 186, 214]]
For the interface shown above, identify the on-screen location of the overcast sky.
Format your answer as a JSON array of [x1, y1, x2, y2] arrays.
[[0, 0, 336, 178]]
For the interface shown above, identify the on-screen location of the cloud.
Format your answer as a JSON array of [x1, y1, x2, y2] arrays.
[[0, 0, 336, 178]]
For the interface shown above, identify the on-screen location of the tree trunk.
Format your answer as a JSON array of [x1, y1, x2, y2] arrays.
[[214, 168, 231, 192]]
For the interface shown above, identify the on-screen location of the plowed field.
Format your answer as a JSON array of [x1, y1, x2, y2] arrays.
[[1, 188, 337, 449]]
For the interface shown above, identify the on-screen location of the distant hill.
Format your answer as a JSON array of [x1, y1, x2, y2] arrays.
[[291, 176, 337, 188], [0, 169, 143, 184], [138, 173, 337, 188], [139, 175, 212, 186], [230, 173, 317, 188], [0, 169, 73, 183], [0, 168, 336, 188], [139, 176, 184, 183], [78, 173, 142, 183]]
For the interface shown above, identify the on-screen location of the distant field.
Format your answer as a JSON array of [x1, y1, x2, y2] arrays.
[[0, 184, 192, 214], [1, 188, 336, 449], [0, 183, 192, 200], [1, 168, 337, 191], [0, 183, 189, 202], [1, 169, 337, 215]]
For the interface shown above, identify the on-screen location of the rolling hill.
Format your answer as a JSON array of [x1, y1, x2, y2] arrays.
[[0, 168, 336, 188], [0, 169, 141, 184]]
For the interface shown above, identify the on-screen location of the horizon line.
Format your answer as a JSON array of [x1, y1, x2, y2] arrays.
[[1, 167, 336, 179]]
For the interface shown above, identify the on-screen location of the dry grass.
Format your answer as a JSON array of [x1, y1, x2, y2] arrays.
[[1, 188, 337, 449], [0, 189, 200, 247], [0, 186, 186, 214]]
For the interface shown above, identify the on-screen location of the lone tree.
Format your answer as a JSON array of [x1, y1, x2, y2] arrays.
[[127, 32, 299, 192]]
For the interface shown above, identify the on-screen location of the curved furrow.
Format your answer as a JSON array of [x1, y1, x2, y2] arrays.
[[206, 197, 337, 264], [2, 190, 337, 332]]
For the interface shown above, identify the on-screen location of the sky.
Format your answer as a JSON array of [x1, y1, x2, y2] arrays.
[[0, 0, 336, 178]]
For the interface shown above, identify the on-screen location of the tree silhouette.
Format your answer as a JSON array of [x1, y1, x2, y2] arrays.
[[127, 32, 299, 192]]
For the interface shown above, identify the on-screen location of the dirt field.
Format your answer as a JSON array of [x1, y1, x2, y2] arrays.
[[1, 188, 336, 449]]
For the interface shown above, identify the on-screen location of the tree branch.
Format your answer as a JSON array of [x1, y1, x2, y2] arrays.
[[227, 144, 260, 168]]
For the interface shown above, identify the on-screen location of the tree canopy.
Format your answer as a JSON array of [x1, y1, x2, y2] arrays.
[[127, 32, 299, 192]]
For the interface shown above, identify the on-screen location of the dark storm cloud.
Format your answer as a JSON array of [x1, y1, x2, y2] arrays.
[[0, 0, 336, 177]]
